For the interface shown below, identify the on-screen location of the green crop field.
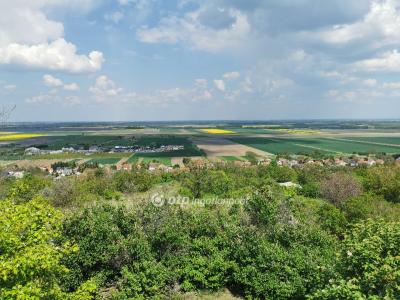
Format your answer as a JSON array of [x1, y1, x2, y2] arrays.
[[311, 138, 400, 154], [339, 136, 400, 146], [87, 157, 122, 165], [220, 156, 246, 161], [230, 137, 400, 155], [141, 157, 171, 166], [126, 155, 139, 163], [230, 137, 332, 155]]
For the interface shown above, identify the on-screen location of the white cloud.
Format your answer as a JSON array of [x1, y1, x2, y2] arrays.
[[321, 0, 400, 45], [43, 74, 80, 91], [89, 75, 213, 104], [354, 49, 400, 72], [43, 74, 63, 87], [383, 81, 400, 89], [195, 79, 208, 88], [105, 11, 124, 23], [0, 1, 103, 73], [362, 78, 377, 87], [0, 39, 103, 73], [223, 71, 240, 79], [326, 88, 384, 103], [63, 83, 80, 91], [89, 75, 123, 102], [137, 9, 250, 52], [213, 79, 226, 91]]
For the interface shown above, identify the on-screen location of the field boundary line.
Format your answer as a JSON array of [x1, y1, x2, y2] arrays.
[[325, 137, 400, 148], [292, 143, 341, 154]]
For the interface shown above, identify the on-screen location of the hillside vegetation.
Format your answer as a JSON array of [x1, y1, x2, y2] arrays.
[[1, 161, 400, 299]]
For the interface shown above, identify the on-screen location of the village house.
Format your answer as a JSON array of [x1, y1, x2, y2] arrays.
[[55, 167, 74, 177], [277, 158, 288, 166], [334, 158, 347, 167], [62, 147, 75, 152], [7, 171, 24, 178], [89, 145, 100, 153], [148, 163, 159, 172], [116, 162, 132, 171], [24, 147, 41, 155], [234, 160, 252, 167]]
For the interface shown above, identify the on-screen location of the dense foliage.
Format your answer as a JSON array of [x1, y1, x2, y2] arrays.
[[1, 161, 400, 299]]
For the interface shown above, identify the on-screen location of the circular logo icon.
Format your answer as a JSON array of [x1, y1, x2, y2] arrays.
[[151, 193, 164, 207]]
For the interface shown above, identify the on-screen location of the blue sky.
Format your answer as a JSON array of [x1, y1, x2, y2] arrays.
[[1, 0, 400, 121]]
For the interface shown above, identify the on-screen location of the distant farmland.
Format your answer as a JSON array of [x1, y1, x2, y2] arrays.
[[87, 157, 122, 165], [230, 137, 400, 155]]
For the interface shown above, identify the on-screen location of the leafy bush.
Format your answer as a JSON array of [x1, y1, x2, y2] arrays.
[[364, 165, 400, 203], [7, 174, 49, 203], [61, 205, 151, 291], [0, 196, 96, 299], [310, 219, 400, 299]]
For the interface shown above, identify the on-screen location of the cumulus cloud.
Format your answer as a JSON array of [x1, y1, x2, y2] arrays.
[[223, 71, 240, 79], [213, 79, 226, 91], [321, 0, 400, 45], [0, 39, 103, 73], [63, 83, 80, 91], [137, 8, 250, 52], [43, 74, 80, 91], [354, 49, 400, 72], [89, 75, 124, 102], [362, 79, 377, 87], [0, 1, 103, 73], [43, 74, 63, 87], [88, 75, 213, 104]]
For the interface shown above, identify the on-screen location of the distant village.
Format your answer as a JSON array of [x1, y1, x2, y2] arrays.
[[1, 145, 400, 178], [24, 144, 185, 155]]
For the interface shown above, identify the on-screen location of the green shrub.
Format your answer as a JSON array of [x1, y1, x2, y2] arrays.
[[61, 205, 151, 291], [310, 219, 400, 299]]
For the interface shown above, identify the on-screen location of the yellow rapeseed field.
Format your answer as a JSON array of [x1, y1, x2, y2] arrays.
[[0, 133, 45, 141], [201, 129, 235, 134]]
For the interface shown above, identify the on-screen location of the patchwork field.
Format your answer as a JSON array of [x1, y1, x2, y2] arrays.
[[2, 122, 400, 165], [230, 137, 400, 155], [192, 137, 272, 157], [86, 157, 122, 165], [141, 157, 172, 166], [220, 156, 247, 161]]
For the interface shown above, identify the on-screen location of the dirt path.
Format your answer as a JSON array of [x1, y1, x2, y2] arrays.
[[171, 157, 184, 167], [115, 156, 130, 168]]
